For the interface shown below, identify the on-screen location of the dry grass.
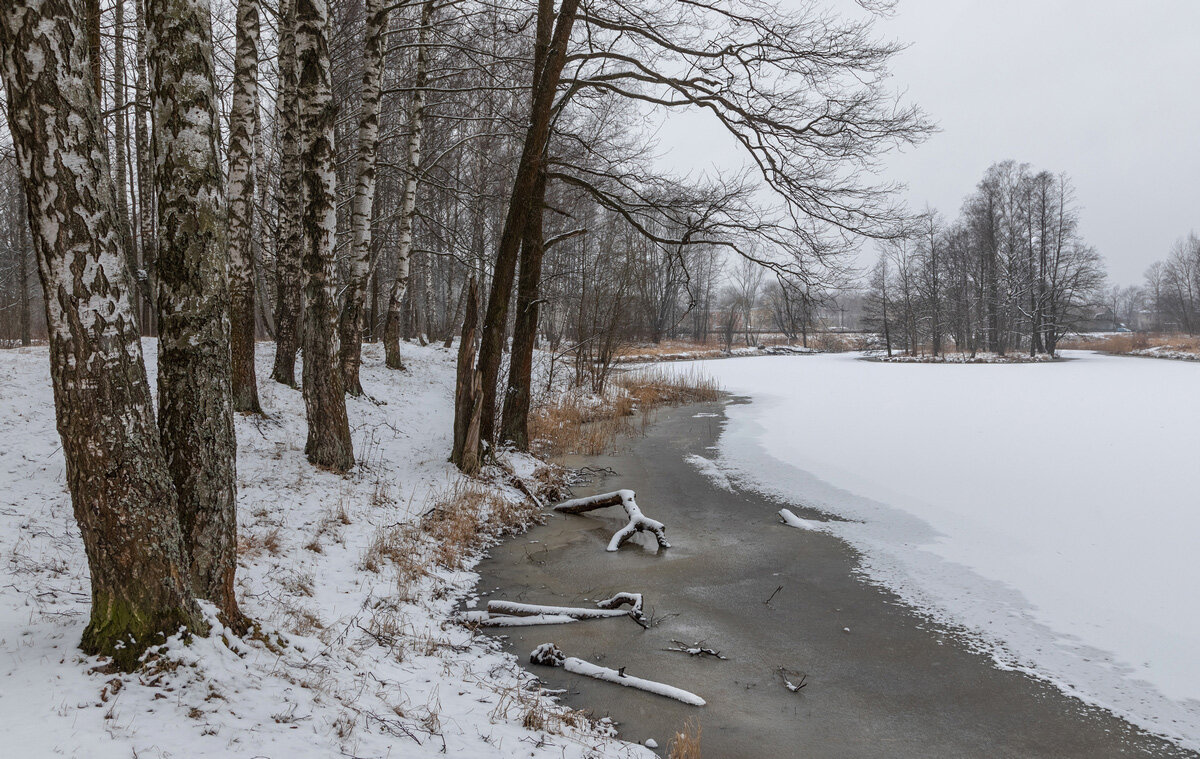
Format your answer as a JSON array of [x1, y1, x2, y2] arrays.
[[529, 367, 721, 457], [1064, 332, 1200, 355], [359, 480, 546, 586], [667, 718, 702, 759]]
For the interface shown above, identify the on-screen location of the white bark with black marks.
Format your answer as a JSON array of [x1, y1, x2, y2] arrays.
[[147, 0, 244, 626], [0, 0, 204, 669], [295, 0, 353, 471]]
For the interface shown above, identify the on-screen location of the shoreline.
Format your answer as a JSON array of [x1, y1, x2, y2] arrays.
[[474, 398, 1195, 758]]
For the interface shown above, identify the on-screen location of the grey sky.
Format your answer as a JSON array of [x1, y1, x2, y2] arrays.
[[659, 1, 1200, 285]]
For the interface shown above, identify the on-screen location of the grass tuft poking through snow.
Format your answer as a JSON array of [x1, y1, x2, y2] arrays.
[[0, 340, 651, 759]]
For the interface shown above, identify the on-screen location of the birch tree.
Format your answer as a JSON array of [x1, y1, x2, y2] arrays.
[[296, 0, 354, 471], [147, 0, 244, 626], [271, 0, 304, 386], [227, 0, 263, 412], [337, 0, 390, 395], [0, 0, 204, 668], [382, 0, 435, 371]]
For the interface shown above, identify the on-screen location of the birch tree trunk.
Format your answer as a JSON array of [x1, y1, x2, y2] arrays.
[[382, 0, 434, 371], [270, 0, 304, 386], [0, 0, 204, 669], [147, 0, 244, 627], [226, 0, 263, 413], [337, 0, 389, 395], [134, 0, 157, 334], [296, 0, 354, 472], [112, 0, 140, 323]]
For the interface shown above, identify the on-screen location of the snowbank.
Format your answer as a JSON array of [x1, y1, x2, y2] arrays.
[[0, 341, 649, 758]]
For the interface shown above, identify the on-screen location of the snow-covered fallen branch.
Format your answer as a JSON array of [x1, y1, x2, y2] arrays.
[[778, 508, 824, 531], [596, 592, 645, 625], [664, 640, 726, 659], [455, 610, 578, 627], [486, 600, 631, 620], [530, 644, 705, 706], [554, 490, 670, 552]]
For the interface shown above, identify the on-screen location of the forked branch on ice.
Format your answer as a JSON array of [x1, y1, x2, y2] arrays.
[[530, 643, 705, 706], [553, 489, 670, 552]]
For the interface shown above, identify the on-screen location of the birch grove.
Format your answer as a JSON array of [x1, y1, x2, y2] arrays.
[[0, 0, 950, 664]]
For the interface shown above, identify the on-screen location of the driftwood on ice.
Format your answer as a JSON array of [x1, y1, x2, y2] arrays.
[[553, 489, 670, 552], [459, 593, 647, 627], [530, 643, 705, 706], [456, 610, 577, 627]]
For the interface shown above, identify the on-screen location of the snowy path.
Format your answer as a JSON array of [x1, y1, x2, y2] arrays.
[[675, 351, 1200, 750]]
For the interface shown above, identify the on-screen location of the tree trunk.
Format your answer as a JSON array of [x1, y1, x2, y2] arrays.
[[135, 0, 157, 335], [451, 277, 483, 475], [17, 201, 32, 346], [112, 0, 140, 324], [296, 0, 354, 472], [338, 0, 390, 395], [0, 0, 205, 669], [148, 0, 244, 628], [472, 0, 579, 451], [383, 0, 434, 370], [497, 0, 554, 451], [271, 0, 304, 387], [227, 0, 263, 413]]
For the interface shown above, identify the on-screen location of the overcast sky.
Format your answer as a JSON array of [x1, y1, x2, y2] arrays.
[[659, 0, 1200, 285]]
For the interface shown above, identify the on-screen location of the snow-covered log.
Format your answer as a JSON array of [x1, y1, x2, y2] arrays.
[[486, 600, 631, 620], [529, 644, 705, 706], [456, 610, 577, 627], [778, 508, 824, 531], [596, 592, 646, 625], [554, 490, 670, 551]]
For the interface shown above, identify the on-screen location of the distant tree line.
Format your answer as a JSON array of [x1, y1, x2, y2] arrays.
[[864, 161, 1106, 357]]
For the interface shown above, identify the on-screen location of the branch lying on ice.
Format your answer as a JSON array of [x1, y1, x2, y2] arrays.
[[778, 666, 808, 693], [461, 593, 648, 627], [530, 643, 705, 706], [596, 592, 646, 625], [665, 640, 727, 659], [455, 610, 578, 627], [554, 490, 670, 552], [778, 508, 824, 531], [486, 600, 631, 620]]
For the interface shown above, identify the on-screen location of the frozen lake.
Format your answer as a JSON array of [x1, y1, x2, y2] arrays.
[[675, 351, 1200, 749]]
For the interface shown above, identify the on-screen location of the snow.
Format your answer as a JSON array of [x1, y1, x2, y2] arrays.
[[777, 508, 824, 531], [0, 340, 650, 758], [675, 350, 1200, 750]]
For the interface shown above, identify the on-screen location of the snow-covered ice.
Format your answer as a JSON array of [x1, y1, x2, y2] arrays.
[[677, 350, 1200, 750]]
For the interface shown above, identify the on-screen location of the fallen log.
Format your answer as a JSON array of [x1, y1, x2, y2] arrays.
[[486, 600, 631, 620], [529, 643, 705, 706], [456, 610, 577, 627], [554, 489, 670, 552]]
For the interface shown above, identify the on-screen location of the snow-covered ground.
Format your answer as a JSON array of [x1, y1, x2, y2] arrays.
[[677, 351, 1200, 751], [0, 341, 648, 759]]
